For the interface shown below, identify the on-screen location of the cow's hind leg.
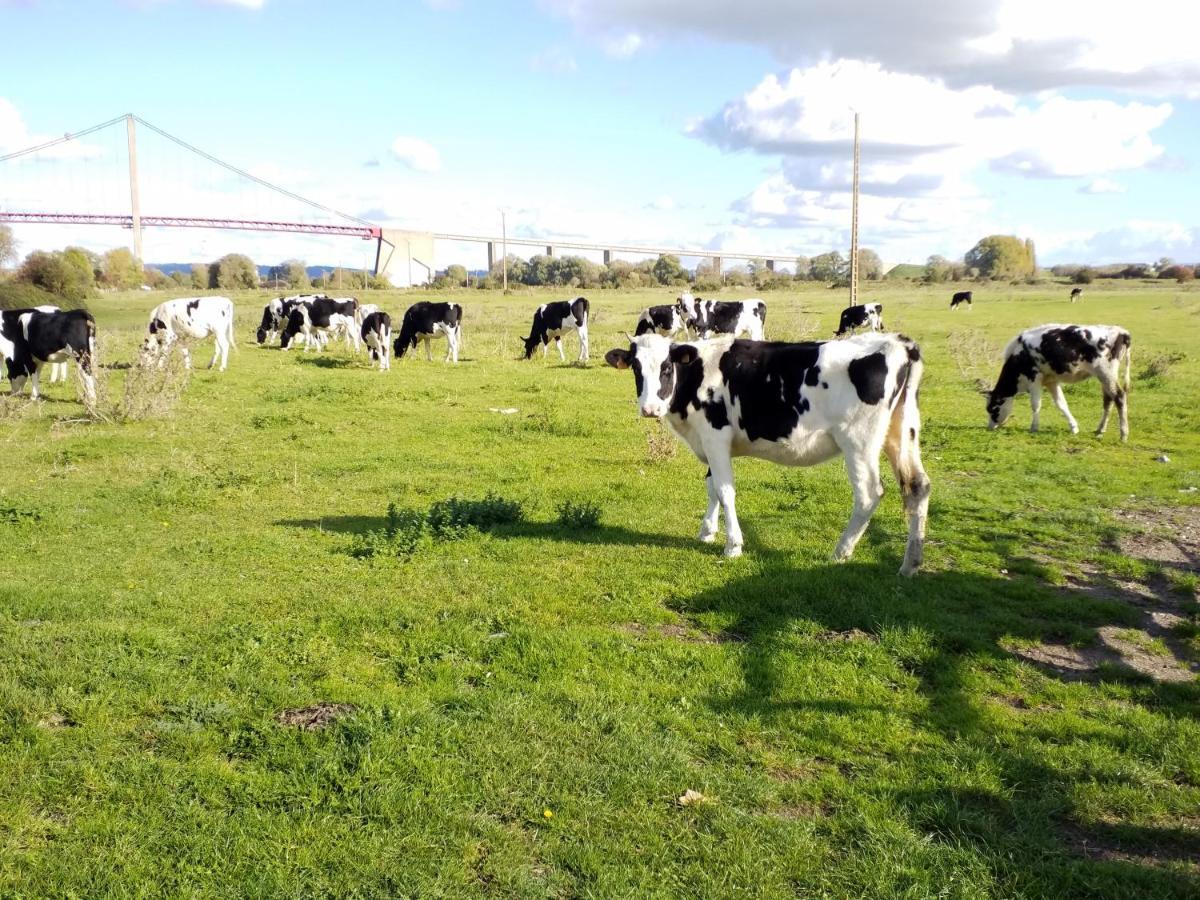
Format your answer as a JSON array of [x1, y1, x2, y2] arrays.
[[1047, 381, 1078, 434], [1095, 372, 1128, 441], [1028, 380, 1043, 432], [556, 337, 565, 362], [424, 336, 433, 361], [698, 468, 720, 544], [884, 409, 930, 577], [833, 450, 884, 565]]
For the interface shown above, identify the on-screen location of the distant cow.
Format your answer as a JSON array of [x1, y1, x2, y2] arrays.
[[835, 303, 884, 336], [394, 301, 463, 363], [677, 294, 766, 340], [635, 304, 689, 338], [361, 310, 392, 371], [521, 297, 589, 361], [1070, 287, 1083, 303], [143, 297, 236, 370], [986, 324, 1132, 441], [0, 307, 96, 401], [280, 296, 359, 352], [950, 291, 973, 310], [605, 333, 929, 575]]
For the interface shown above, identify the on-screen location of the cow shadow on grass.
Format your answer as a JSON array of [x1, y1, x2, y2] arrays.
[[669, 548, 1199, 895], [293, 356, 357, 369]]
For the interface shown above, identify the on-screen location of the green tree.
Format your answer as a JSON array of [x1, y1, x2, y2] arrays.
[[210, 254, 259, 290], [102, 247, 143, 290], [792, 256, 812, 281], [856, 248, 883, 281], [1073, 267, 1096, 284], [170, 271, 187, 287], [444, 264, 468, 287], [143, 267, 172, 289], [267, 259, 310, 289], [190, 264, 208, 290], [923, 255, 952, 283], [652, 254, 688, 285], [524, 254, 553, 286], [0, 225, 17, 270], [17, 249, 94, 301], [964, 235, 1036, 279], [810, 251, 847, 284]]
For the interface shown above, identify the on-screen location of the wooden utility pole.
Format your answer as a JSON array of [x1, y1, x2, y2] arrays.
[[501, 209, 508, 293], [126, 114, 143, 263], [849, 111, 860, 306]]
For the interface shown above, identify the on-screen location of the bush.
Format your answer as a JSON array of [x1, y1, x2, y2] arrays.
[[0, 282, 84, 311], [1073, 268, 1095, 284], [556, 499, 602, 530], [350, 493, 525, 559]]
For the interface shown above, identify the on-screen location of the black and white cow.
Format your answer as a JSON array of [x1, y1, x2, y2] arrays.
[[986, 324, 1132, 441], [143, 297, 236, 370], [835, 303, 884, 336], [635, 304, 689, 338], [394, 301, 463, 363], [0, 304, 70, 384], [257, 294, 327, 345], [0, 307, 96, 401], [361, 310, 392, 371], [676, 294, 766, 340], [605, 333, 930, 575], [521, 297, 589, 361], [1070, 287, 1083, 303], [950, 290, 973, 310], [280, 296, 359, 352]]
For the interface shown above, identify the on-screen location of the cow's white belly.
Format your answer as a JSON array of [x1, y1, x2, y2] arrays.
[[41, 349, 72, 364], [736, 430, 841, 466]]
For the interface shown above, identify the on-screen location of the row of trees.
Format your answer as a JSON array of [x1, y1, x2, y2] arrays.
[[1051, 259, 1200, 284]]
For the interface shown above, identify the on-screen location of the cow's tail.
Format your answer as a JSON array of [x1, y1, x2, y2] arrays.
[[1123, 334, 1132, 394], [226, 308, 239, 353], [886, 335, 930, 577]]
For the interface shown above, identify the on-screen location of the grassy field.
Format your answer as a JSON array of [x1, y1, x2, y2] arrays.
[[1, 281, 1198, 897]]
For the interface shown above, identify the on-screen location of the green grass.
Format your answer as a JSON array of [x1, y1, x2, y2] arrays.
[[1, 281, 1198, 897]]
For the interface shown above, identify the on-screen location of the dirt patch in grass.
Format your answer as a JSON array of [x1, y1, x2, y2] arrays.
[[274, 703, 356, 730], [1060, 820, 1200, 871], [773, 801, 831, 820], [617, 622, 744, 644], [1113, 505, 1200, 571], [818, 629, 877, 643], [36, 712, 77, 730]]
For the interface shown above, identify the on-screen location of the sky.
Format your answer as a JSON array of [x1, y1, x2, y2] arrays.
[[2, 0, 1200, 274]]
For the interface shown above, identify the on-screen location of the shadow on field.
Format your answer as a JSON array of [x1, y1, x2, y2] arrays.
[[293, 356, 356, 369], [671, 552, 1200, 894]]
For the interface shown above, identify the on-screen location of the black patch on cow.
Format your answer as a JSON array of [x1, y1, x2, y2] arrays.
[[898, 336, 921, 362], [910, 427, 916, 440], [989, 343, 1039, 414], [804, 365, 821, 387], [703, 301, 750, 335], [630, 356, 645, 399], [148, 317, 164, 335], [821, 381, 828, 389], [1108, 330, 1130, 361], [703, 396, 729, 429], [889, 361, 911, 407], [1038, 326, 1099, 374], [717, 340, 823, 441], [848, 352, 888, 405], [186, 299, 201, 315]]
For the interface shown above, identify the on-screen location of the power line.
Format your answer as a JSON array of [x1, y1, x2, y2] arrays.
[[0, 114, 128, 163]]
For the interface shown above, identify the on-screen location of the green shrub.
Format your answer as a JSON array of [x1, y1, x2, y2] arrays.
[[350, 493, 524, 559], [0, 282, 86, 311], [556, 499, 602, 530]]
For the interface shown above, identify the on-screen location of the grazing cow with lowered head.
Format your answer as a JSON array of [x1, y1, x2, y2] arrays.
[[0, 307, 96, 401], [635, 304, 689, 338], [143, 297, 236, 371], [605, 332, 930, 575], [835, 303, 884, 336], [521, 297, 589, 361], [280, 296, 359, 352], [1070, 287, 1083, 303], [394, 301, 463, 363], [676, 294, 766, 340], [361, 310, 392, 371], [257, 294, 328, 345], [951, 290, 973, 310], [0, 305, 71, 384], [986, 324, 1132, 441]]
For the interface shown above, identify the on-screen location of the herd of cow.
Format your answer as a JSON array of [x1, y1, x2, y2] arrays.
[[0, 287, 1131, 576]]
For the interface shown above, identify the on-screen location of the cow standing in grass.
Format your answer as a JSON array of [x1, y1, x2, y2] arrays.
[[1070, 288, 1083, 303], [521, 297, 589, 362], [605, 332, 930, 575], [951, 291, 973, 310], [677, 294, 766, 340], [395, 301, 463, 363], [986, 324, 1132, 441], [280, 296, 359, 353], [143, 297, 236, 371], [835, 303, 884, 336], [635, 304, 689, 338], [0, 307, 96, 401], [361, 310, 392, 371]]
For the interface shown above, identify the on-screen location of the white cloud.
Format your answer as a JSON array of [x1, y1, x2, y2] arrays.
[[389, 136, 442, 173], [0, 97, 105, 161], [530, 46, 578, 75], [601, 32, 644, 58], [645, 195, 676, 210], [1079, 177, 1126, 195], [1039, 220, 1199, 264], [202, 0, 266, 8], [543, 0, 1200, 95]]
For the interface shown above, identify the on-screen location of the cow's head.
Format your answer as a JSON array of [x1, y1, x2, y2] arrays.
[[605, 334, 698, 418], [279, 308, 306, 350], [141, 317, 170, 357], [985, 391, 1015, 430], [520, 333, 541, 359], [676, 293, 697, 322]]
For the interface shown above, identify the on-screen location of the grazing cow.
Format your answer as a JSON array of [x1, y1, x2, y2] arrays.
[[0, 304, 71, 384], [280, 296, 359, 352], [835, 303, 884, 336], [1070, 287, 1083, 303], [0, 307, 96, 401], [950, 290, 973, 310], [677, 295, 767, 340], [986, 324, 1132, 441], [394, 301, 463, 363], [257, 294, 331, 345], [143, 297, 236, 370], [635, 304, 689, 338], [521, 297, 589, 361], [361, 310, 392, 371], [604, 333, 930, 575]]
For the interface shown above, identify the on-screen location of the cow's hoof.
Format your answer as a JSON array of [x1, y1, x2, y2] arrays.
[[898, 560, 921, 577], [698, 529, 718, 544], [723, 545, 743, 559], [1069, 426, 1079, 434]]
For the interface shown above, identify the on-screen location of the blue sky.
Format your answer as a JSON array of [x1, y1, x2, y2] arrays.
[[2, 0, 1199, 272]]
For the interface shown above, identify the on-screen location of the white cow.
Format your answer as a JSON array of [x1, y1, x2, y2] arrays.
[[143, 297, 236, 371]]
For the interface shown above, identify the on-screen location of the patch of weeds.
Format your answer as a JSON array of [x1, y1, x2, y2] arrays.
[[494, 410, 595, 438], [350, 493, 525, 559], [556, 499, 602, 530], [1138, 351, 1186, 383], [249, 411, 315, 430], [0, 505, 41, 526], [946, 328, 1000, 384], [644, 422, 677, 463], [81, 343, 191, 423]]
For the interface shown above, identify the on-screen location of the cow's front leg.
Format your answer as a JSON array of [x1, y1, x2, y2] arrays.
[[1047, 382, 1078, 434], [180, 346, 192, 370], [698, 468, 720, 543], [1028, 381, 1042, 432], [705, 450, 742, 557], [556, 337, 565, 362], [834, 451, 884, 563], [578, 326, 589, 362], [29, 366, 42, 400], [424, 336, 433, 361], [208, 340, 220, 370]]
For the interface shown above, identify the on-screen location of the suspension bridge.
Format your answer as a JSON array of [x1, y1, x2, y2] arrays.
[[1, 113, 803, 285]]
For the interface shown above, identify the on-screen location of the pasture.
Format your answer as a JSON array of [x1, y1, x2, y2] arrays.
[[1, 282, 1198, 897]]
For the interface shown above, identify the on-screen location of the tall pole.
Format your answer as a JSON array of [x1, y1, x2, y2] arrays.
[[125, 114, 143, 263], [500, 209, 508, 293], [849, 111, 860, 306]]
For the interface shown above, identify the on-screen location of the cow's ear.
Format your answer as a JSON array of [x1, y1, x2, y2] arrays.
[[605, 348, 631, 370], [669, 344, 698, 366]]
